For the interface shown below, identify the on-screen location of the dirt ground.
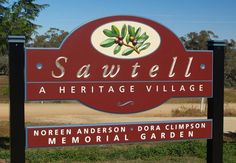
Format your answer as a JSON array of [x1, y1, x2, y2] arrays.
[[0, 103, 236, 132]]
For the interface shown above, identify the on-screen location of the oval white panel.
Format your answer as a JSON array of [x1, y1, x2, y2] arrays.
[[91, 21, 161, 59]]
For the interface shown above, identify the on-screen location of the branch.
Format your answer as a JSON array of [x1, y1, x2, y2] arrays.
[[123, 43, 140, 54]]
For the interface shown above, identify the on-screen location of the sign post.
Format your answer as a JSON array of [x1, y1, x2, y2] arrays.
[[8, 36, 25, 162], [207, 40, 225, 163]]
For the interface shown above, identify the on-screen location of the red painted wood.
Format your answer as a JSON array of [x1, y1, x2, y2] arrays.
[[26, 16, 213, 113], [27, 120, 212, 148]]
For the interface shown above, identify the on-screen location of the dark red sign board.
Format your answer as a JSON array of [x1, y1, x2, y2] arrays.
[[26, 119, 212, 148], [26, 16, 213, 114]]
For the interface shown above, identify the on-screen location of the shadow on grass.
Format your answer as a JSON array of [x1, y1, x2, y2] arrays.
[[0, 137, 9, 149]]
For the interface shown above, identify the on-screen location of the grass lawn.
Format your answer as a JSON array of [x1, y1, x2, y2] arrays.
[[0, 140, 235, 162], [0, 122, 236, 163]]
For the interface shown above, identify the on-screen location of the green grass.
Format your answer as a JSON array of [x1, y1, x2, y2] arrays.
[[0, 122, 236, 162], [0, 87, 8, 96], [0, 141, 235, 162]]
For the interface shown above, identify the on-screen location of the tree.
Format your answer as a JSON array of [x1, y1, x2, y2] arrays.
[[1, 0, 48, 54], [0, 0, 7, 17], [180, 30, 236, 88], [0, 0, 48, 74], [0, 0, 8, 57], [180, 30, 218, 50], [0, 0, 8, 74], [224, 39, 236, 87], [29, 28, 69, 47]]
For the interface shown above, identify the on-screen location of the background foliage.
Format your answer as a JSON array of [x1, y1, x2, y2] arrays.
[[180, 30, 236, 87], [0, 0, 48, 74], [27, 28, 69, 48]]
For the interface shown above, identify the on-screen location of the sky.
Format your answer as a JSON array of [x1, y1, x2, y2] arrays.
[[35, 0, 236, 40]]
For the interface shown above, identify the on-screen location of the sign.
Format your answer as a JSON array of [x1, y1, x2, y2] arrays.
[[26, 119, 212, 148], [8, 16, 225, 162], [26, 16, 213, 114]]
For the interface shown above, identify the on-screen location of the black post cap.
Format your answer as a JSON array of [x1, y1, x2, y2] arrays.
[[207, 40, 226, 47], [8, 36, 25, 43]]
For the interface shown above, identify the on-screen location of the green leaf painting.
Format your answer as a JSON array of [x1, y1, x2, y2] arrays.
[[111, 25, 120, 36], [121, 24, 127, 38], [122, 48, 134, 56], [100, 38, 115, 47], [103, 29, 117, 37], [114, 45, 122, 54], [100, 24, 151, 56]]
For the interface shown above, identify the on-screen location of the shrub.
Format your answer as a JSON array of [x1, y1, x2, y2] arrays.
[[172, 106, 206, 117]]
